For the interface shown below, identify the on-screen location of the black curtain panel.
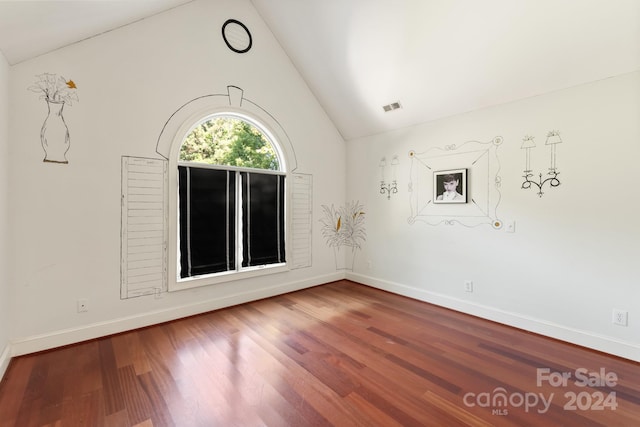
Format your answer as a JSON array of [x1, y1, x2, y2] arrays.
[[178, 166, 236, 278], [241, 172, 286, 267]]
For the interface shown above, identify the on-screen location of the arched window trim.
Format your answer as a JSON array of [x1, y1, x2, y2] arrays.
[[179, 111, 287, 173], [162, 89, 294, 291], [156, 86, 298, 172]]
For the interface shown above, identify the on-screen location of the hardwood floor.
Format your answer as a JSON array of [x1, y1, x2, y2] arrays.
[[0, 280, 638, 426]]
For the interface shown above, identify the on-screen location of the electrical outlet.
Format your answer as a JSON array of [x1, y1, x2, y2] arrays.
[[612, 309, 628, 326], [507, 221, 516, 233], [77, 298, 88, 313], [464, 280, 473, 293], [367, 260, 372, 270]]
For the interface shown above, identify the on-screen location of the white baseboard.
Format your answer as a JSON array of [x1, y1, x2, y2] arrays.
[[11, 272, 345, 357], [13, 270, 635, 363], [0, 342, 10, 381], [347, 272, 640, 363]]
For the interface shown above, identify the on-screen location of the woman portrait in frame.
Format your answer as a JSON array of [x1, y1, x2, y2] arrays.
[[434, 168, 467, 204]]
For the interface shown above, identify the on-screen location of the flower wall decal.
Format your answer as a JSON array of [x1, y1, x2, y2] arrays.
[[28, 73, 79, 105], [320, 200, 366, 270], [28, 73, 79, 164]]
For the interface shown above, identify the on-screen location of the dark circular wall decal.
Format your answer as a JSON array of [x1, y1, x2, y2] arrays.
[[222, 19, 252, 53]]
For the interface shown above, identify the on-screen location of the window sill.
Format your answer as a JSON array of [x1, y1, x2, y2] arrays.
[[168, 263, 289, 292]]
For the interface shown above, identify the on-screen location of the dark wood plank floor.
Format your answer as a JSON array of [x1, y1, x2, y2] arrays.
[[0, 280, 638, 426]]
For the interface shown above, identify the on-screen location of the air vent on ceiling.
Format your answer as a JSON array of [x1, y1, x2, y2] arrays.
[[382, 101, 402, 112]]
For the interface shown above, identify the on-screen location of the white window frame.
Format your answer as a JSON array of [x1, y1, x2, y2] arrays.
[[167, 109, 291, 291]]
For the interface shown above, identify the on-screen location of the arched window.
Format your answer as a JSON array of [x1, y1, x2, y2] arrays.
[[179, 116, 281, 170], [176, 113, 287, 282]]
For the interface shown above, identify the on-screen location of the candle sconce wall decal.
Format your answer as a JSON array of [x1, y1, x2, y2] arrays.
[[521, 130, 562, 197], [379, 155, 399, 200]]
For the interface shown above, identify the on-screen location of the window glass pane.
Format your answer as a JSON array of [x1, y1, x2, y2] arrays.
[[179, 166, 236, 277], [241, 172, 286, 267], [179, 117, 279, 170]]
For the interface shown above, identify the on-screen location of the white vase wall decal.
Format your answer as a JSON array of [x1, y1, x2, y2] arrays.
[[41, 101, 70, 164], [28, 73, 78, 164]]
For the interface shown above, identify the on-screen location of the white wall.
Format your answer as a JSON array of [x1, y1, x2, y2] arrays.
[[8, 0, 346, 355], [0, 51, 10, 376], [347, 72, 640, 362]]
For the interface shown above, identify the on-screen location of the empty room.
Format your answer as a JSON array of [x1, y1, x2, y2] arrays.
[[0, 0, 638, 426]]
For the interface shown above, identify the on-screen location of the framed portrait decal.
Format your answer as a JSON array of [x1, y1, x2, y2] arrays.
[[434, 168, 467, 204], [408, 136, 502, 227]]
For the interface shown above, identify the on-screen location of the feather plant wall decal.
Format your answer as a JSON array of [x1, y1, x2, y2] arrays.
[[320, 201, 366, 270]]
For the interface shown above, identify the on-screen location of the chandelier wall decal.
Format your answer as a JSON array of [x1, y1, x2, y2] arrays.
[[521, 130, 562, 197], [379, 155, 399, 200]]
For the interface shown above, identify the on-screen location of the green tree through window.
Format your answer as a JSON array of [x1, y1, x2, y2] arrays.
[[179, 117, 279, 170]]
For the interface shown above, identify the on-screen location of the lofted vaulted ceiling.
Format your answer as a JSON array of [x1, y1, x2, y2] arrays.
[[0, 0, 194, 64], [1, 0, 639, 141]]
